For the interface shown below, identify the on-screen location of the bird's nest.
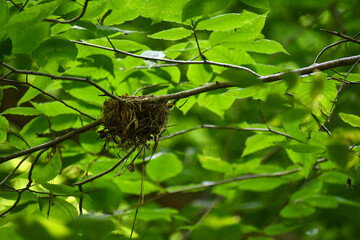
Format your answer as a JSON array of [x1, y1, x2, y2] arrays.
[[98, 96, 171, 150]]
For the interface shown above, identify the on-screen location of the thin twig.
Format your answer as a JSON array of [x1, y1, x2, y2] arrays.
[[8, 0, 21, 9], [182, 197, 222, 240], [0, 154, 31, 185], [26, 149, 48, 189], [73, 146, 137, 186], [159, 124, 302, 142], [313, 40, 347, 63], [71, 40, 260, 76], [314, 32, 360, 63], [45, 0, 89, 24], [1, 78, 95, 120], [0, 119, 102, 164], [321, 29, 360, 45], [0, 191, 23, 217], [145, 168, 302, 204], [260, 55, 360, 82], [18, 0, 29, 12], [130, 148, 146, 239], [1, 62, 120, 100], [327, 58, 360, 122], [133, 84, 162, 96], [191, 20, 206, 62]]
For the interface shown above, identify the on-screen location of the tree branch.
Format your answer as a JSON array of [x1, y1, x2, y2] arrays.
[[73, 146, 137, 186], [0, 62, 120, 100], [0, 119, 102, 164], [1, 78, 95, 120], [321, 29, 360, 45], [146, 168, 301, 204], [160, 124, 301, 142], [44, 0, 89, 24], [71, 40, 260, 76], [260, 55, 360, 82]]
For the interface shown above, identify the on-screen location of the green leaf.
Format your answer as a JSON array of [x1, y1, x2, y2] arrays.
[[142, 0, 188, 23], [8, 22, 50, 54], [32, 37, 78, 66], [242, 133, 286, 157], [0, 115, 9, 143], [197, 93, 235, 118], [147, 153, 183, 182], [16, 216, 72, 240], [222, 39, 288, 54], [320, 171, 348, 185], [223, 86, 260, 99], [182, 0, 232, 21], [187, 64, 213, 85], [148, 27, 192, 40], [18, 76, 52, 106], [327, 137, 358, 169], [264, 223, 297, 236], [205, 46, 255, 66], [339, 112, 360, 127], [209, 14, 266, 45], [285, 149, 317, 177], [50, 114, 77, 131], [33, 150, 62, 184], [31, 101, 79, 117], [82, 180, 123, 213], [20, 116, 48, 141], [0, 36, 12, 60], [240, 0, 269, 9], [117, 179, 159, 195], [237, 178, 287, 192], [0, 0, 9, 27], [198, 155, 232, 173], [124, 208, 178, 222], [4, 1, 61, 29], [69, 215, 116, 240], [304, 195, 339, 209], [41, 183, 83, 197], [1, 107, 43, 116], [103, 0, 139, 25], [280, 203, 315, 218], [197, 11, 262, 31], [38, 198, 78, 222], [79, 131, 105, 154], [290, 179, 322, 201]]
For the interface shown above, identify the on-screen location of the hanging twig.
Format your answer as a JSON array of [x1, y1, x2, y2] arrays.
[[73, 146, 137, 186], [45, 0, 90, 24]]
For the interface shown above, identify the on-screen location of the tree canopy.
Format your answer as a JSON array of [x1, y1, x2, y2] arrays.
[[1, 0, 360, 239]]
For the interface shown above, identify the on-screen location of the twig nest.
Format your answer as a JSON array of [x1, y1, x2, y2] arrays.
[[98, 96, 170, 150]]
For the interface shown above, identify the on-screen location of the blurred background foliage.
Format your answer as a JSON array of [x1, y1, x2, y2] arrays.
[[1, 0, 360, 239]]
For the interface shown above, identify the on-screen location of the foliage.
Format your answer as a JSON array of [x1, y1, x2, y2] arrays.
[[1, 0, 360, 239]]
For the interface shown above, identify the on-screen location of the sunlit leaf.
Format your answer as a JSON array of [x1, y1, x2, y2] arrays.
[[242, 133, 286, 157], [197, 11, 262, 31], [1, 107, 43, 116], [182, 0, 232, 21], [237, 178, 287, 192], [280, 203, 315, 218], [0, 115, 9, 143], [33, 150, 62, 184], [198, 155, 232, 173], [147, 153, 183, 182], [124, 208, 178, 222], [339, 113, 360, 128], [148, 27, 192, 40], [32, 37, 78, 66], [187, 64, 213, 85]]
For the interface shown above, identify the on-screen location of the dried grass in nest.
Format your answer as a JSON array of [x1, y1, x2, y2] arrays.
[[98, 96, 171, 150]]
